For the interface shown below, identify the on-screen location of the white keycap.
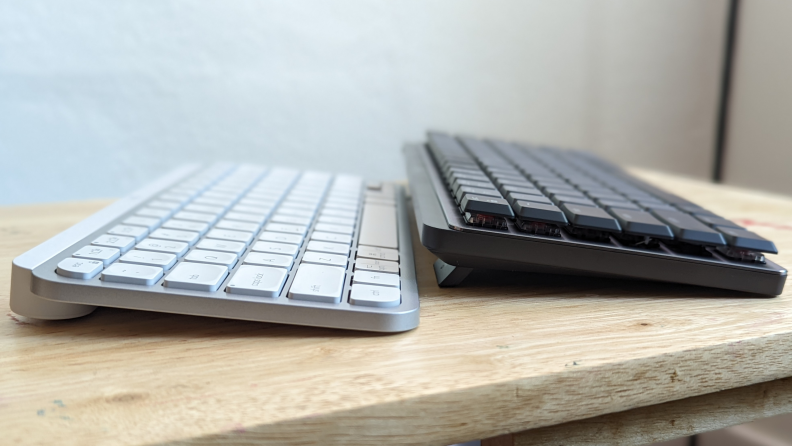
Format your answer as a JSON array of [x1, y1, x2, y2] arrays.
[[123, 216, 161, 231], [173, 211, 218, 225], [322, 209, 357, 218], [352, 270, 400, 288], [288, 264, 346, 303], [184, 203, 225, 215], [306, 240, 349, 256], [251, 241, 299, 257], [148, 199, 183, 212], [349, 284, 401, 308], [318, 215, 356, 226], [270, 214, 312, 226], [184, 249, 238, 269], [356, 245, 399, 262], [232, 204, 272, 215], [120, 250, 177, 270], [202, 191, 238, 200], [278, 202, 316, 211], [214, 219, 260, 232], [136, 207, 172, 221], [195, 239, 247, 256], [258, 231, 303, 246], [224, 211, 268, 225], [358, 203, 398, 249], [314, 223, 354, 235], [238, 198, 277, 208], [244, 252, 294, 269], [136, 238, 189, 257], [205, 228, 254, 245], [355, 259, 399, 274], [92, 234, 135, 253], [161, 219, 210, 235], [366, 197, 396, 206], [226, 265, 288, 297], [149, 228, 200, 246], [324, 203, 358, 212], [72, 245, 120, 266], [301, 251, 347, 268], [326, 198, 358, 207], [310, 231, 352, 245], [275, 207, 314, 218], [163, 262, 228, 292], [265, 223, 308, 235], [101, 263, 163, 286], [108, 224, 149, 242], [56, 258, 103, 279], [192, 197, 231, 209], [159, 193, 191, 205]]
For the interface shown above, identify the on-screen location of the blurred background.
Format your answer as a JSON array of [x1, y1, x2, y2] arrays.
[[2, 0, 790, 205]]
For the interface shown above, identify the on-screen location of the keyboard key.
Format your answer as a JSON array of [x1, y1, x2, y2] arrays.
[[355, 259, 399, 274], [183, 203, 225, 215], [314, 223, 355, 235], [184, 249, 239, 269], [163, 262, 228, 292], [223, 211, 268, 225], [120, 250, 177, 270], [277, 207, 315, 218], [226, 265, 288, 297], [243, 252, 294, 269], [358, 204, 398, 249], [101, 263, 163, 286], [233, 204, 273, 215], [264, 222, 308, 236], [651, 209, 727, 246], [317, 215, 356, 226], [551, 195, 597, 207], [72, 246, 120, 266], [697, 215, 744, 229], [213, 219, 259, 233], [460, 195, 514, 218], [511, 201, 568, 225], [136, 207, 172, 221], [149, 228, 200, 246], [56, 258, 103, 279], [349, 284, 401, 308], [352, 270, 399, 288], [195, 239, 247, 255], [92, 234, 135, 253], [173, 211, 218, 225], [306, 240, 349, 256], [205, 228, 254, 245], [123, 216, 161, 231], [301, 251, 348, 268], [136, 238, 190, 257], [161, 219, 210, 235], [192, 197, 232, 209], [321, 209, 357, 219], [717, 227, 778, 253], [311, 231, 353, 245], [607, 209, 673, 239], [560, 204, 622, 232], [108, 224, 149, 242], [288, 264, 346, 303], [251, 241, 300, 257], [506, 192, 552, 206], [356, 245, 399, 261], [269, 214, 312, 226], [258, 231, 303, 245], [598, 199, 641, 211]]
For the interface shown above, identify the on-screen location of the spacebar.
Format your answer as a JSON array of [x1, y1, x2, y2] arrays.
[[358, 203, 398, 249]]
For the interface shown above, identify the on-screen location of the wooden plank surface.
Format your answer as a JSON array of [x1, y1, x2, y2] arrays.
[[2, 170, 792, 446]]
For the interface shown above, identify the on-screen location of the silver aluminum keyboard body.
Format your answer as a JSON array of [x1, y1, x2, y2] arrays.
[[10, 164, 419, 332]]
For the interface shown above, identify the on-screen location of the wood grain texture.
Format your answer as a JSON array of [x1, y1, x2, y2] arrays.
[[510, 377, 792, 446], [2, 170, 792, 446]]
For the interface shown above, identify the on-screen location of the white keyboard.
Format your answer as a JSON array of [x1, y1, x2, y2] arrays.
[[10, 164, 420, 332]]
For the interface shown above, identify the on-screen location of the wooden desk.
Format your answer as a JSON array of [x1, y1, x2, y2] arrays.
[[2, 170, 792, 446]]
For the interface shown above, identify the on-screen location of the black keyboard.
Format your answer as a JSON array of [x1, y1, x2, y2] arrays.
[[404, 131, 787, 295]]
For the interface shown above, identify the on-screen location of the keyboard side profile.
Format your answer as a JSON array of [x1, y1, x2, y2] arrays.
[[404, 132, 787, 295], [11, 164, 419, 332]]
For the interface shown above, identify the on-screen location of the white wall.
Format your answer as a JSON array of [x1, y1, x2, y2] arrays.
[[723, 0, 792, 196], [0, 0, 727, 205]]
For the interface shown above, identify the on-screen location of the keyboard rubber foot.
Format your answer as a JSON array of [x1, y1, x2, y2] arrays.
[[433, 259, 473, 287]]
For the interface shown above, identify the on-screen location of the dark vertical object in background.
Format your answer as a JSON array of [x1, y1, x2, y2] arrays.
[[713, 0, 741, 182]]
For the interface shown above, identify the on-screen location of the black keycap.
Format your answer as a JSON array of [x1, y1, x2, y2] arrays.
[[500, 184, 542, 196], [651, 209, 726, 246], [512, 201, 568, 225], [506, 192, 552, 205], [551, 195, 597, 207], [460, 195, 514, 218], [455, 186, 502, 203], [560, 203, 622, 232], [717, 227, 778, 254], [586, 190, 624, 201], [495, 178, 534, 190], [637, 202, 677, 211], [598, 199, 640, 210], [449, 172, 489, 183], [543, 186, 583, 197], [607, 209, 673, 239], [697, 215, 743, 229], [452, 178, 493, 194]]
